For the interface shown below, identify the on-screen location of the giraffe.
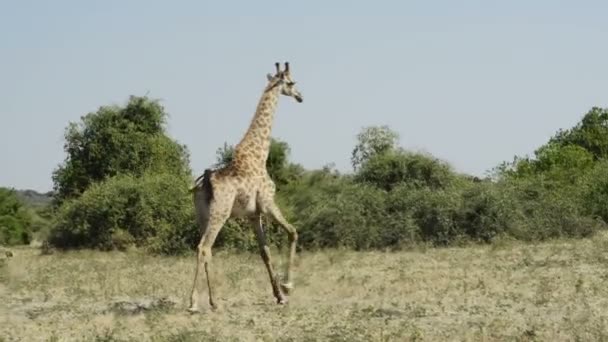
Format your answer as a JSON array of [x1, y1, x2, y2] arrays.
[[188, 62, 303, 312]]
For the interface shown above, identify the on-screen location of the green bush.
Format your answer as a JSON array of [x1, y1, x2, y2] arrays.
[[48, 173, 195, 254], [582, 161, 608, 223], [298, 183, 387, 250], [455, 182, 522, 242], [0, 188, 33, 245], [42, 109, 608, 254], [387, 185, 460, 245], [355, 150, 456, 191], [496, 177, 604, 240], [280, 169, 417, 250]]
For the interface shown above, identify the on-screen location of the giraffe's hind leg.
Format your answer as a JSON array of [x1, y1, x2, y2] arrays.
[[188, 188, 232, 313]]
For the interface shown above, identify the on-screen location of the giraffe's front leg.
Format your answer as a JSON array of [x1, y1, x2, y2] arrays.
[[250, 216, 287, 304]]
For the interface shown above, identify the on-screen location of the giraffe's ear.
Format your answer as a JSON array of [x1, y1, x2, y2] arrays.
[[265, 75, 283, 91]]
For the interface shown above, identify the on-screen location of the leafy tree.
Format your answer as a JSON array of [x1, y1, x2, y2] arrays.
[[52, 96, 191, 204], [351, 125, 400, 170], [549, 107, 608, 160]]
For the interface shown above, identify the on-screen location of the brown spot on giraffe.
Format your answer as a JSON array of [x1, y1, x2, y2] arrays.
[[188, 62, 304, 313]]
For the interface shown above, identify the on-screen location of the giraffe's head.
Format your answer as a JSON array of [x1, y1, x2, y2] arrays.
[[266, 62, 303, 103]]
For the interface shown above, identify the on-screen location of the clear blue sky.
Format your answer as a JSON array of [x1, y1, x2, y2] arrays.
[[1, 1, 607, 192]]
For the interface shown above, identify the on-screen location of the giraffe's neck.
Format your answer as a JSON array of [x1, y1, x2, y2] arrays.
[[233, 86, 280, 169]]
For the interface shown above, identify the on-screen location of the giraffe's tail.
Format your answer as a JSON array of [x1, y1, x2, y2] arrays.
[[190, 169, 214, 202]]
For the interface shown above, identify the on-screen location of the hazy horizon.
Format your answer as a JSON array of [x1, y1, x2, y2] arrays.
[[2, 1, 607, 192]]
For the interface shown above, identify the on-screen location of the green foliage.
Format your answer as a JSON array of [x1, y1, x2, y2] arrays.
[[48, 96, 194, 254], [43, 101, 608, 254], [499, 176, 603, 240], [484, 107, 608, 241], [504, 144, 594, 184], [455, 182, 520, 242], [291, 180, 388, 250], [549, 107, 608, 160], [355, 150, 456, 191], [0, 188, 33, 245], [390, 186, 461, 245], [279, 168, 414, 250], [267, 139, 305, 188], [281, 114, 608, 250], [501, 107, 608, 180], [581, 160, 608, 223], [48, 173, 195, 254], [52, 96, 190, 204], [212, 114, 608, 252]]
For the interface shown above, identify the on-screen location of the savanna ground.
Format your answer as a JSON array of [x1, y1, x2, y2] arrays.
[[3, 234, 608, 342]]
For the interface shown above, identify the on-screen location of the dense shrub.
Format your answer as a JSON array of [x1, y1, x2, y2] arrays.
[[297, 183, 387, 250], [281, 169, 416, 250], [48, 173, 195, 254], [41, 103, 608, 254], [454, 182, 523, 242], [386, 185, 457, 245], [355, 150, 456, 191], [0, 188, 33, 245], [583, 161, 608, 222], [493, 175, 603, 240]]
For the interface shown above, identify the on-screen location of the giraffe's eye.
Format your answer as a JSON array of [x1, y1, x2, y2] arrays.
[[286, 82, 296, 86]]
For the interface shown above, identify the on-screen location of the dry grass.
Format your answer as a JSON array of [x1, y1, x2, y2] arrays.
[[3, 234, 608, 341]]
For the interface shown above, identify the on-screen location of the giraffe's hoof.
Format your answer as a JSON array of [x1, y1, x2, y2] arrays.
[[280, 282, 294, 295], [277, 297, 288, 305], [187, 306, 201, 314]]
